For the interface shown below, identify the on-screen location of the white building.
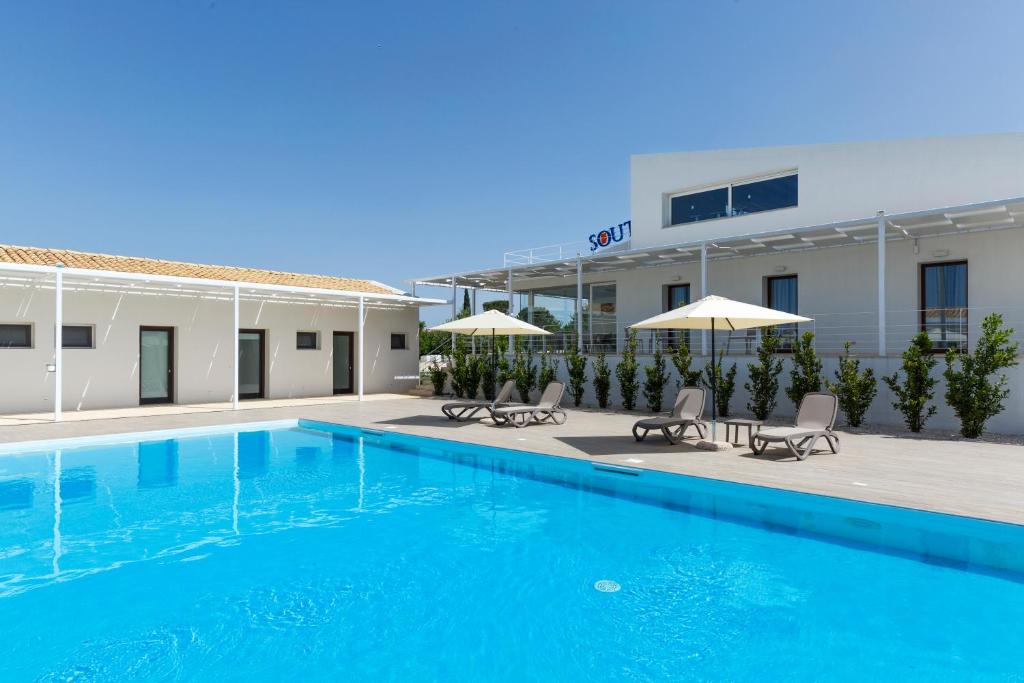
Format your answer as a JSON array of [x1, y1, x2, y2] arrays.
[[414, 134, 1024, 433], [0, 246, 443, 418]]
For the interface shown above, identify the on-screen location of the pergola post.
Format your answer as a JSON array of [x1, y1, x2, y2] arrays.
[[232, 285, 239, 410], [450, 276, 456, 351], [700, 242, 708, 356], [576, 254, 584, 352], [357, 295, 365, 400], [877, 211, 887, 357], [507, 268, 514, 353], [53, 265, 63, 422], [470, 288, 477, 353]]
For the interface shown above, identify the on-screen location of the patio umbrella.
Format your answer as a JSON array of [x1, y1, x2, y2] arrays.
[[429, 309, 550, 391], [630, 295, 812, 445]]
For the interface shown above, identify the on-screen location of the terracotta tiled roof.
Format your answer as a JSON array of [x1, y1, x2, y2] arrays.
[[0, 244, 401, 296]]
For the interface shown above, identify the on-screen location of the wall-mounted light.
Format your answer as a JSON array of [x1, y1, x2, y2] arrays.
[[774, 265, 788, 273], [671, 275, 682, 282], [930, 249, 951, 258], [913, 239, 919, 255]]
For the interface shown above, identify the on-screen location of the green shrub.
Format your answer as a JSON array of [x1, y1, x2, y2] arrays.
[[593, 352, 611, 409], [745, 327, 783, 420], [883, 332, 938, 433], [427, 358, 447, 396], [512, 342, 537, 403], [565, 345, 588, 407], [824, 342, 877, 427], [670, 340, 702, 388], [448, 341, 471, 398], [480, 357, 497, 401], [785, 331, 822, 408], [538, 351, 560, 392], [616, 330, 640, 410], [643, 348, 669, 412], [702, 351, 737, 417], [943, 313, 1020, 438], [464, 354, 483, 401]]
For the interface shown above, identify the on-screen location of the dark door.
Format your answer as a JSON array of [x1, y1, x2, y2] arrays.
[[333, 332, 354, 394], [238, 329, 266, 399], [139, 326, 174, 404]]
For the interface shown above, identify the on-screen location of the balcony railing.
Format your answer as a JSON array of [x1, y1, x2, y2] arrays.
[[469, 306, 1023, 358]]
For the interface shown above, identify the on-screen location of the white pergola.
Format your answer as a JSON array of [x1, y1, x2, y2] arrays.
[[0, 261, 445, 422], [412, 196, 1024, 356]]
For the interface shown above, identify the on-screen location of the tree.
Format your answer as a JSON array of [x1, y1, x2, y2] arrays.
[[460, 289, 472, 318], [593, 352, 611, 409], [480, 356, 497, 401], [785, 331, 823, 408], [512, 341, 537, 403], [643, 348, 669, 412], [745, 327, 784, 420], [427, 358, 447, 396], [538, 351, 560, 392], [516, 305, 562, 333], [419, 320, 449, 357], [670, 340, 702, 388], [702, 351, 738, 418], [448, 338, 471, 398], [883, 332, 938, 433], [565, 344, 588, 407], [824, 342, 877, 427], [616, 329, 640, 410], [943, 314, 1020, 438], [483, 300, 509, 314]]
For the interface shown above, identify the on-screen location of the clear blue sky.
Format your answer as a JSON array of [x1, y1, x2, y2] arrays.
[[1, 1, 1021, 305]]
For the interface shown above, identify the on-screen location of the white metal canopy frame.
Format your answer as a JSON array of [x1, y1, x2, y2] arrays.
[[631, 295, 812, 443], [0, 261, 445, 422]]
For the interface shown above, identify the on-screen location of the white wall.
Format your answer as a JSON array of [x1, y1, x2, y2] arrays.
[[630, 133, 1024, 249], [0, 285, 420, 414]]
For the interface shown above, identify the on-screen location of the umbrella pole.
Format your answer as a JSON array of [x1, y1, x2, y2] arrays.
[[491, 329, 496, 400], [711, 318, 717, 441]]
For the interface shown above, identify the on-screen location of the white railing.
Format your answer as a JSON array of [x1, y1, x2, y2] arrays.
[[503, 240, 591, 266]]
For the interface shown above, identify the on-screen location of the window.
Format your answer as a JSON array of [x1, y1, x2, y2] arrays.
[[62, 325, 94, 349], [390, 333, 407, 350], [0, 324, 31, 349], [296, 331, 319, 350], [666, 284, 691, 350], [766, 274, 798, 349], [920, 261, 967, 351], [669, 173, 797, 227], [670, 187, 729, 225]]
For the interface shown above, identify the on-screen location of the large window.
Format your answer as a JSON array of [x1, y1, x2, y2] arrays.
[[62, 325, 94, 349], [296, 331, 319, 350], [766, 274, 798, 349], [520, 283, 617, 352], [921, 261, 967, 351], [666, 284, 691, 350], [669, 173, 798, 226], [0, 324, 31, 349]]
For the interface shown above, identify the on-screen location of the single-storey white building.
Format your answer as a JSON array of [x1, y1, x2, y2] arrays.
[[0, 246, 443, 419], [414, 133, 1024, 433]]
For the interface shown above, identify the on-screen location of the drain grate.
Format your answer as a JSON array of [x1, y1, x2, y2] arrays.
[[594, 579, 621, 593]]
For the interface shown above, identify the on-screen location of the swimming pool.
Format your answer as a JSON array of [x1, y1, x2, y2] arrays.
[[0, 419, 1022, 680]]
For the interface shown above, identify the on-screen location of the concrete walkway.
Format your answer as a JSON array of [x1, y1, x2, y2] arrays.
[[0, 396, 1022, 525]]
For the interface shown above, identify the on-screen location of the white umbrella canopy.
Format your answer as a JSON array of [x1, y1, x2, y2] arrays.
[[630, 295, 813, 448], [429, 309, 551, 336], [630, 295, 811, 331]]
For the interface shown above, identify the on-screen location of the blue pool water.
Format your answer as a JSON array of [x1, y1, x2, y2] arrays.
[[1, 421, 1023, 681]]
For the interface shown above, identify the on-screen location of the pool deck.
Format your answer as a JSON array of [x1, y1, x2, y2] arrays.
[[1, 395, 1022, 525]]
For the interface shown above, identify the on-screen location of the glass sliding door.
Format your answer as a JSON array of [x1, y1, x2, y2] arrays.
[[333, 332, 354, 394], [139, 327, 174, 404], [238, 329, 265, 399]]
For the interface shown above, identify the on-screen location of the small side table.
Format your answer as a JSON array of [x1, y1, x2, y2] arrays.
[[723, 418, 762, 445]]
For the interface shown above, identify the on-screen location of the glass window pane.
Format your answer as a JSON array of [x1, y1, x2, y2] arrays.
[[922, 262, 967, 351], [390, 333, 406, 350], [732, 174, 798, 215], [670, 187, 728, 225], [140, 330, 171, 400], [767, 276, 798, 348], [587, 284, 617, 352], [333, 334, 352, 392], [62, 325, 93, 349], [0, 324, 31, 348], [238, 332, 263, 396], [296, 331, 317, 349]]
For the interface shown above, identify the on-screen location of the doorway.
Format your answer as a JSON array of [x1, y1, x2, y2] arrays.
[[139, 326, 174, 404], [238, 329, 266, 399], [333, 331, 354, 394]]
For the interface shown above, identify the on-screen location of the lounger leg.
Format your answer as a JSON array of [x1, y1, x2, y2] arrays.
[[751, 436, 768, 455], [633, 424, 647, 441], [695, 422, 707, 440], [664, 426, 682, 445], [826, 433, 840, 454]]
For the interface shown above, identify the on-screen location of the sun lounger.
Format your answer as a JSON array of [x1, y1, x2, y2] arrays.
[[492, 382, 567, 428], [442, 380, 516, 421], [632, 387, 708, 444], [750, 392, 840, 460]]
